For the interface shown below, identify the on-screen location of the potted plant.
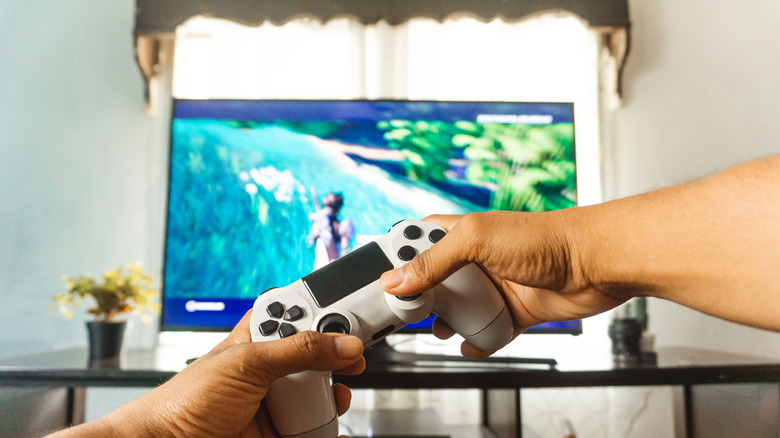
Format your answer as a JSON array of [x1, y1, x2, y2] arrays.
[[51, 262, 160, 361]]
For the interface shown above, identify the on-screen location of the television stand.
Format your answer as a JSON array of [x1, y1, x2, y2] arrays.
[[340, 408, 451, 438], [364, 339, 557, 369]]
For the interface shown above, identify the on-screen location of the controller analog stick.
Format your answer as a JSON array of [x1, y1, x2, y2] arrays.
[[317, 313, 351, 334], [396, 293, 423, 301]]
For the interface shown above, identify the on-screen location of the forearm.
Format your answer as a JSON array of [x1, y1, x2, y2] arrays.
[[45, 415, 127, 438], [45, 392, 169, 438], [571, 155, 780, 331]]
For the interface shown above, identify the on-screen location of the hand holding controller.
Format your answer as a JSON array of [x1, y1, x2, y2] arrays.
[[249, 219, 513, 437]]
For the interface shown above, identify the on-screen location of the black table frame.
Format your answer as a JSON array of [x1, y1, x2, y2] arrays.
[[1, 347, 778, 438]]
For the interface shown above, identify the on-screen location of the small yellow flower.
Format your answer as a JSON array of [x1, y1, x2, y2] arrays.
[[51, 262, 160, 323]]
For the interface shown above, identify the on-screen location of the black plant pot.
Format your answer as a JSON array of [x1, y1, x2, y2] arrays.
[[86, 320, 127, 362], [608, 317, 641, 366]]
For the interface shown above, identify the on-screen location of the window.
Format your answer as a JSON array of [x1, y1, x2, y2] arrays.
[[171, 14, 606, 206]]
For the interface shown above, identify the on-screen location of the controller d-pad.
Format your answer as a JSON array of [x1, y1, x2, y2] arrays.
[[398, 245, 417, 261], [403, 225, 422, 240], [259, 320, 279, 336], [267, 301, 284, 319], [279, 323, 297, 338], [284, 305, 304, 321], [429, 229, 446, 243]]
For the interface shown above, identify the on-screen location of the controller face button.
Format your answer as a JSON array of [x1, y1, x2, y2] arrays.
[[397, 245, 417, 261], [284, 305, 304, 321], [396, 293, 423, 302], [279, 323, 298, 338], [266, 301, 285, 319], [403, 225, 422, 240], [259, 320, 279, 336], [317, 313, 351, 334], [429, 229, 446, 243]]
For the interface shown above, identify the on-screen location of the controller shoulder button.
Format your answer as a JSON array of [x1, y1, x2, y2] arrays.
[[388, 219, 406, 232], [279, 323, 298, 338], [259, 320, 280, 336], [284, 305, 304, 321], [397, 245, 417, 261], [266, 301, 285, 319], [403, 225, 422, 240]]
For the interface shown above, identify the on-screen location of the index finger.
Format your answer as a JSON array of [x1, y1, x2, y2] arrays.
[[226, 308, 254, 343], [422, 214, 461, 231], [202, 309, 253, 359]]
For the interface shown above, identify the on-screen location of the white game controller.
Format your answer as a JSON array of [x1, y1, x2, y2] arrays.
[[249, 219, 513, 438]]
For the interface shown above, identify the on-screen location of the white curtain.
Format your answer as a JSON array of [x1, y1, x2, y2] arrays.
[[173, 13, 602, 206], [173, 14, 598, 102]]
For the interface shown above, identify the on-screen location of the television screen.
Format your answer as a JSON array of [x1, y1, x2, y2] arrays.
[[163, 99, 581, 335]]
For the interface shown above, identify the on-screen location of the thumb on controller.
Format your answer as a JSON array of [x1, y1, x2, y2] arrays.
[[380, 216, 469, 297], [239, 332, 364, 383]]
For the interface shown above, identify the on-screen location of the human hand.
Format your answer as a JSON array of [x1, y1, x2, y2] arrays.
[[51, 310, 365, 438], [380, 211, 627, 358]]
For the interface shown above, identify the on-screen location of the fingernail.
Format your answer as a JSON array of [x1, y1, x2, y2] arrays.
[[335, 336, 363, 359], [380, 268, 404, 290]]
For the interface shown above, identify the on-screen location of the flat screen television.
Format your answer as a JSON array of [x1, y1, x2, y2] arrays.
[[162, 99, 582, 341]]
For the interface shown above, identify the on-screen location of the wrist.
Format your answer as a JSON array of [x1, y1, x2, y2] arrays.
[[560, 205, 639, 303]]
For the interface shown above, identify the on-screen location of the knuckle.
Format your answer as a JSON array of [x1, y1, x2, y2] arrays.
[[459, 212, 483, 230], [292, 330, 323, 358], [229, 343, 273, 381], [409, 250, 437, 285], [454, 212, 485, 262]]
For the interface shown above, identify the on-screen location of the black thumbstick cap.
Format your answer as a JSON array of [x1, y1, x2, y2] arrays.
[[317, 313, 351, 335], [396, 293, 423, 302], [429, 229, 446, 243]]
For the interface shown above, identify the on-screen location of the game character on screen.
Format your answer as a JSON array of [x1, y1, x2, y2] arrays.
[[308, 189, 354, 268]]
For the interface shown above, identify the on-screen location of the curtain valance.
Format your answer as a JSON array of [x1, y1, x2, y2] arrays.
[[134, 0, 630, 106], [135, 0, 629, 32]]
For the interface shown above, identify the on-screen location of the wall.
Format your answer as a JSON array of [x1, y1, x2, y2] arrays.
[[0, 0, 160, 359], [1, 1, 778, 436], [2, 0, 777, 361], [518, 2, 780, 436], [610, 0, 780, 357]]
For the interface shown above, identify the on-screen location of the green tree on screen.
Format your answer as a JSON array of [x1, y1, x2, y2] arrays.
[[378, 120, 576, 212]]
